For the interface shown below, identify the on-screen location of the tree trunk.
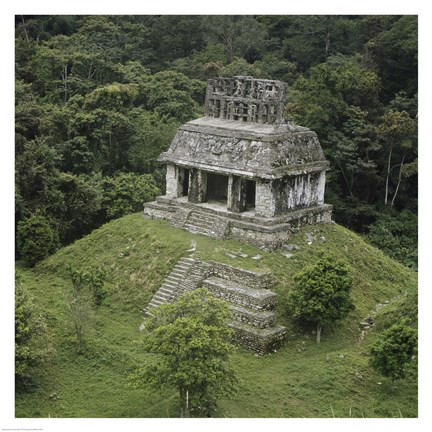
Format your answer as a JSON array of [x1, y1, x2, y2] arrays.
[[325, 31, 330, 56], [316, 323, 322, 344], [179, 387, 190, 418], [21, 15, 30, 43], [385, 147, 392, 205], [391, 154, 406, 207]]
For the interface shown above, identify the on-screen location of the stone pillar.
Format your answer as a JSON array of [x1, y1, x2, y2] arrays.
[[227, 175, 247, 212], [255, 180, 276, 218], [316, 170, 326, 205], [188, 169, 207, 203], [165, 163, 180, 197], [198, 170, 207, 203]]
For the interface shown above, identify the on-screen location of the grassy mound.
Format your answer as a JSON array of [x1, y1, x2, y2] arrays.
[[15, 213, 417, 418]]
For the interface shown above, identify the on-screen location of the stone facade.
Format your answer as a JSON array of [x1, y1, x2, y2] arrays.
[[143, 75, 332, 249]]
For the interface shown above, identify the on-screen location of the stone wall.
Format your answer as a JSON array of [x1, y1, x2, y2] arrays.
[[203, 277, 277, 311], [228, 224, 291, 251], [272, 171, 326, 214], [209, 261, 275, 289], [255, 180, 276, 218], [228, 322, 287, 355], [143, 202, 175, 221]]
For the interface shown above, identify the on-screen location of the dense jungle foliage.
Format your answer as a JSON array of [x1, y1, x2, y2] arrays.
[[15, 15, 418, 268]]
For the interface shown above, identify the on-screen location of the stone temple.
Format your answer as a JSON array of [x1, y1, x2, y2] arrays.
[[144, 75, 332, 249]]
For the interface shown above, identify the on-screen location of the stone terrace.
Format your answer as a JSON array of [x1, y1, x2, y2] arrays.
[[144, 257, 287, 355]]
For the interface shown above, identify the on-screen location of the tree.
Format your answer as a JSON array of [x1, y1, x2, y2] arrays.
[[366, 16, 418, 100], [129, 288, 237, 417], [288, 255, 354, 343], [15, 273, 53, 388], [54, 173, 102, 244], [16, 212, 59, 266], [376, 110, 416, 207], [202, 16, 268, 64], [68, 269, 95, 354], [369, 320, 417, 383], [141, 70, 205, 123], [366, 208, 418, 269], [128, 109, 178, 175], [101, 172, 159, 220], [70, 267, 108, 307]]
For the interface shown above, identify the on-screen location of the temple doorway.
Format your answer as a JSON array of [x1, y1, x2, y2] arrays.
[[246, 180, 256, 209], [207, 173, 228, 204], [181, 168, 189, 197]]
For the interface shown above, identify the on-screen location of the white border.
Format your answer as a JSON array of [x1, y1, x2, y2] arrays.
[[1, 2, 430, 432]]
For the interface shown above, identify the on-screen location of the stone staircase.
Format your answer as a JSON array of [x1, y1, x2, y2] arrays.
[[144, 257, 286, 354], [145, 257, 201, 313], [174, 209, 229, 238], [170, 208, 191, 229], [202, 275, 286, 354]]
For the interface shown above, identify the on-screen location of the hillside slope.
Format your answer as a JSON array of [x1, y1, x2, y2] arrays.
[[16, 213, 417, 418]]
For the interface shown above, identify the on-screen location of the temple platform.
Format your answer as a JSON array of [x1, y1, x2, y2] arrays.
[[144, 195, 332, 250]]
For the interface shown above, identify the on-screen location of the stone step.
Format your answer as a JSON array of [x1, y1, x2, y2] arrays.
[[227, 321, 287, 355], [178, 257, 197, 265], [173, 263, 193, 271], [187, 217, 218, 227], [230, 304, 275, 328], [143, 307, 154, 317], [158, 287, 176, 296], [170, 269, 189, 277], [185, 219, 213, 230], [171, 209, 192, 228], [154, 291, 172, 300], [185, 226, 215, 236], [151, 296, 170, 305], [203, 277, 277, 311], [148, 298, 165, 308], [184, 212, 227, 236], [165, 275, 183, 283], [161, 282, 178, 291], [184, 221, 228, 238]]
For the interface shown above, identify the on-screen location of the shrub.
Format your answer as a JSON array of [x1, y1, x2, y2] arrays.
[[369, 320, 417, 382], [16, 212, 58, 266], [15, 274, 53, 388]]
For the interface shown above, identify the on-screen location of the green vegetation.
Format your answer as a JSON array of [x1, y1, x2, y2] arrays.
[[287, 255, 354, 343], [16, 212, 59, 266], [369, 320, 417, 383], [15, 275, 54, 388], [14, 15, 418, 418], [15, 16, 417, 267], [129, 288, 237, 417], [15, 214, 417, 418]]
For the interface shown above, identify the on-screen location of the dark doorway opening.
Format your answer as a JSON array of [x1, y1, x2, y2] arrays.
[[182, 168, 189, 196], [207, 173, 228, 203], [246, 180, 256, 209]]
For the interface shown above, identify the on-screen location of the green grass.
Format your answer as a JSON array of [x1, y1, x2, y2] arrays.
[[15, 213, 417, 418]]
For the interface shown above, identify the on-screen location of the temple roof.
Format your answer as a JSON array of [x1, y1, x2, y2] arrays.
[[158, 117, 329, 180]]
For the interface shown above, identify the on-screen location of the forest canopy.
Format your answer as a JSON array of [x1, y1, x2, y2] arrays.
[[15, 15, 418, 268]]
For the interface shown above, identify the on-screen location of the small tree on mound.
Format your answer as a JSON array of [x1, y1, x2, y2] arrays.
[[369, 320, 417, 383], [288, 255, 354, 343], [129, 288, 238, 417]]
